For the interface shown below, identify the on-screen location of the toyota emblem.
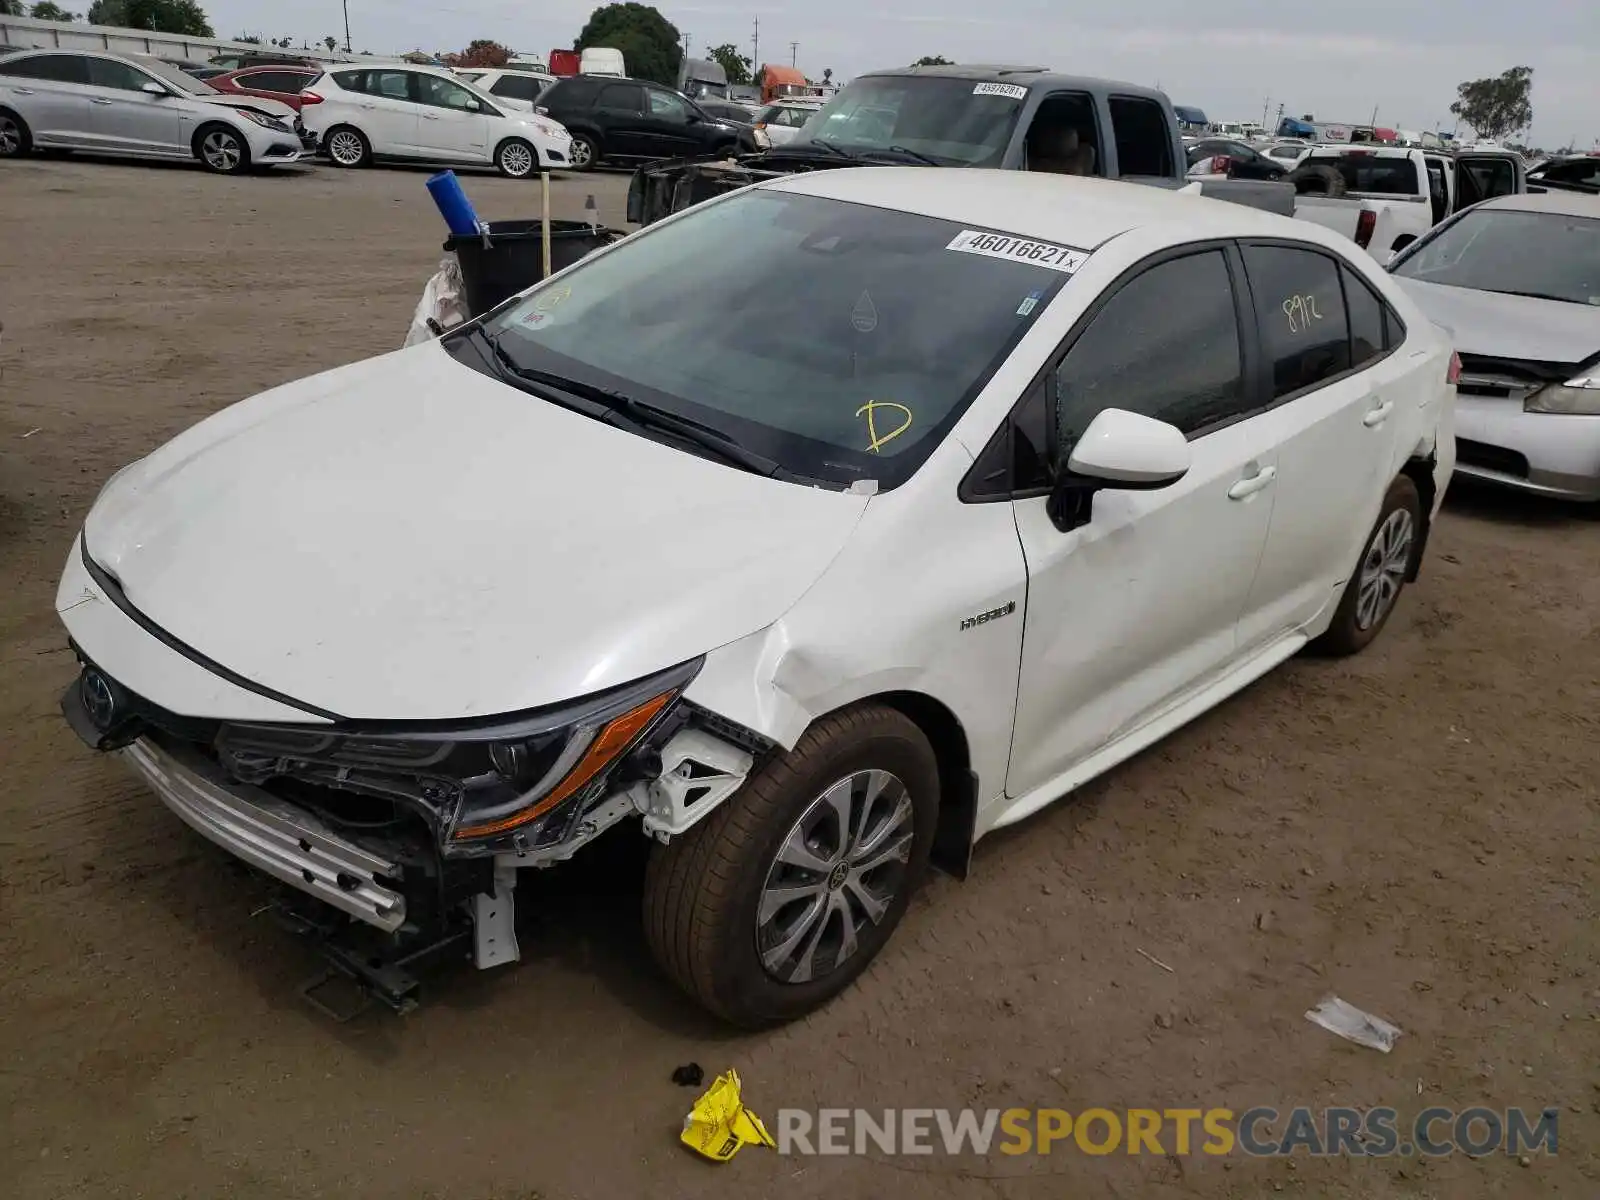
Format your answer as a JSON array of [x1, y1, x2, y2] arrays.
[[80, 669, 118, 731]]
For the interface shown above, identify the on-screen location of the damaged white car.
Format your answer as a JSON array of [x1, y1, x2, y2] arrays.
[[58, 168, 1455, 1025]]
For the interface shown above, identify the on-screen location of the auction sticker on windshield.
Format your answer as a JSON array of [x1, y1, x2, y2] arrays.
[[972, 82, 1028, 100], [946, 230, 1089, 274]]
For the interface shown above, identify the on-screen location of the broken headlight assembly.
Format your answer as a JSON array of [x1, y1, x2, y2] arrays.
[[214, 657, 703, 858], [1524, 374, 1600, 416]]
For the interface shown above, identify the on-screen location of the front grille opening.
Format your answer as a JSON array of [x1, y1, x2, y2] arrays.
[[1456, 438, 1530, 479]]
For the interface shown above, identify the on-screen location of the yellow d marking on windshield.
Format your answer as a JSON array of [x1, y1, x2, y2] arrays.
[[856, 401, 914, 454], [534, 287, 572, 312]]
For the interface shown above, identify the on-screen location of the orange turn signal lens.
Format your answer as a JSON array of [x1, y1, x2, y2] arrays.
[[451, 690, 676, 840]]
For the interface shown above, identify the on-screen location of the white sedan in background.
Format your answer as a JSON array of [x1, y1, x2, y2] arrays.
[[56, 169, 1454, 1026], [300, 62, 572, 176], [1390, 189, 1600, 500], [752, 98, 822, 148]]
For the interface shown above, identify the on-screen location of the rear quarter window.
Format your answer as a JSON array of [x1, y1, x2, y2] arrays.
[[332, 69, 364, 93]]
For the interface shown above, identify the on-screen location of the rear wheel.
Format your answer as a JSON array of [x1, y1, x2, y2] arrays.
[[566, 133, 597, 171], [0, 108, 32, 158], [495, 137, 537, 179], [643, 703, 940, 1027], [195, 124, 250, 174], [1312, 475, 1422, 655], [325, 125, 370, 168]]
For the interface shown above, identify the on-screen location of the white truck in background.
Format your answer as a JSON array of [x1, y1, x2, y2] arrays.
[[578, 47, 625, 77], [1289, 144, 1526, 262]]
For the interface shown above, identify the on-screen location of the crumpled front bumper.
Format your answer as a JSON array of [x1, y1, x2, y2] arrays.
[[627, 152, 805, 226]]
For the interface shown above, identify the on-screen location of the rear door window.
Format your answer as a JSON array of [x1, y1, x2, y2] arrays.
[[1241, 245, 1352, 399], [332, 69, 365, 94], [597, 82, 645, 111], [1107, 95, 1174, 177], [243, 70, 308, 94], [1, 53, 90, 84], [86, 58, 155, 91]]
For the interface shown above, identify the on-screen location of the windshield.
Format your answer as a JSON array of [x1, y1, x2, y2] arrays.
[[1393, 208, 1600, 305], [135, 57, 218, 95], [482, 190, 1076, 489], [791, 76, 1025, 166]]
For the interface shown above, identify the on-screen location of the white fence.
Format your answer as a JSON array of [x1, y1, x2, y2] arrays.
[[0, 13, 359, 66]]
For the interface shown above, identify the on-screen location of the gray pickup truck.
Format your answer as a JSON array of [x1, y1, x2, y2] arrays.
[[627, 63, 1292, 226]]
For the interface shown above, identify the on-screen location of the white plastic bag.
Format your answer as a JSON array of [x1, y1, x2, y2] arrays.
[[402, 253, 469, 348]]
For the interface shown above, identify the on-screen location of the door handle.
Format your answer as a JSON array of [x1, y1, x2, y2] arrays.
[[12, 87, 36, 95], [1363, 399, 1395, 427], [422, 112, 440, 120], [1227, 465, 1277, 500], [90, 98, 114, 106]]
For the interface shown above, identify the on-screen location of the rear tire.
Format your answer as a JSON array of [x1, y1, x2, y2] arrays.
[[643, 703, 940, 1027], [0, 108, 32, 158], [324, 125, 370, 168], [194, 123, 250, 174], [495, 137, 537, 179], [1312, 475, 1422, 656], [566, 133, 597, 172]]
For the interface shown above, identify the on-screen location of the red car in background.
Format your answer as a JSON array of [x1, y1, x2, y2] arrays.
[[206, 65, 321, 112]]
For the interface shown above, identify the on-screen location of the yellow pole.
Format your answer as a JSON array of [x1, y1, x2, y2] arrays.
[[540, 172, 553, 279]]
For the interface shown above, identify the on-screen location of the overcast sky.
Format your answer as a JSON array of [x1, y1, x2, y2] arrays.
[[209, 0, 1599, 147]]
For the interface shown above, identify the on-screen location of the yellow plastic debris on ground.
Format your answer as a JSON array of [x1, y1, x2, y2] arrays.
[[680, 1069, 777, 1162]]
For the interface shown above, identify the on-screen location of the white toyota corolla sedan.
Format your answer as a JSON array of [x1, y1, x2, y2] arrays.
[[56, 168, 1456, 1025]]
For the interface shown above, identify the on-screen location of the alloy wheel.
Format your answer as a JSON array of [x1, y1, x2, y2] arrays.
[[500, 141, 534, 177], [201, 130, 242, 172], [756, 769, 914, 984], [1, 116, 24, 155], [1356, 508, 1414, 630], [328, 130, 364, 166], [569, 138, 592, 168]]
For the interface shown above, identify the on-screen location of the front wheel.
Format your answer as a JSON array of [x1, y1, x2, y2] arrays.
[[195, 124, 250, 174], [643, 703, 940, 1027], [566, 133, 597, 172], [495, 137, 537, 179], [1312, 475, 1422, 655]]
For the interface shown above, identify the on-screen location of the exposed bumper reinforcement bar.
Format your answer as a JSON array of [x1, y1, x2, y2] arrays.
[[122, 737, 407, 932]]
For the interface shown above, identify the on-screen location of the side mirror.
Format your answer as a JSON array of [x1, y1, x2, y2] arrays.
[[141, 82, 168, 97], [1048, 408, 1190, 532]]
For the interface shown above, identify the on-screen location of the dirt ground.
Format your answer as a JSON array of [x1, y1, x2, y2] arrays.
[[0, 156, 1596, 1200]]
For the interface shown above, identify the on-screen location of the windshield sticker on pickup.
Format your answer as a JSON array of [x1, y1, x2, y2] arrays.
[[1282, 292, 1324, 335], [973, 82, 1028, 100], [856, 400, 914, 454], [947, 230, 1088, 274]]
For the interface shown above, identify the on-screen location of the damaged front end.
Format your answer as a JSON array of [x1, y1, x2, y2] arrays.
[[627, 149, 848, 227], [62, 652, 768, 1013]]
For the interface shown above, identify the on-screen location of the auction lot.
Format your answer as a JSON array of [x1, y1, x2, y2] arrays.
[[1, 156, 1597, 1198]]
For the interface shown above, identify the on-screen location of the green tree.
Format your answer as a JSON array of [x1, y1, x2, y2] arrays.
[[31, 1, 79, 18], [913, 55, 952, 66], [1, 0, 27, 14], [705, 41, 751, 87], [575, 3, 680, 87], [88, 0, 211, 35], [1450, 66, 1534, 141], [323, 35, 337, 52]]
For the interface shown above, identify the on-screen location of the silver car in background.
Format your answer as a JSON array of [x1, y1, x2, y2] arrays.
[[0, 49, 302, 174], [1389, 190, 1600, 501]]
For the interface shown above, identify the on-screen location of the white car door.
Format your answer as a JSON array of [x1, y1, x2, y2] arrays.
[[352, 68, 421, 155], [0, 53, 94, 148], [1003, 247, 1280, 800], [412, 73, 493, 163], [1233, 245, 1408, 650], [81, 57, 186, 156]]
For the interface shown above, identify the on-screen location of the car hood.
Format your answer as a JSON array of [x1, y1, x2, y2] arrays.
[[1393, 277, 1600, 367], [196, 93, 297, 122], [82, 341, 870, 721]]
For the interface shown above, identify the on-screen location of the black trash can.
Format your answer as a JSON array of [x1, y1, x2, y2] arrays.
[[445, 219, 624, 318]]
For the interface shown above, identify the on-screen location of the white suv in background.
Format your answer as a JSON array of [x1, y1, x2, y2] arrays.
[[299, 64, 573, 177], [453, 68, 555, 113]]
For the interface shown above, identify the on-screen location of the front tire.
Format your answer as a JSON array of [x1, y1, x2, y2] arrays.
[[495, 137, 537, 178], [566, 133, 597, 172], [324, 125, 370, 168], [1312, 475, 1422, 656], [1, 108, 35, 158], [195, 123, 250, 174], [643, 703, 939, 1027]]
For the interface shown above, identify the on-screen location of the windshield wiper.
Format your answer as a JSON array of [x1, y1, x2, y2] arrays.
[[1483, 288, 1582, 304], [478, 331, 782, 477], [869, 144, 941, 166], [792, 138, 856, 158]]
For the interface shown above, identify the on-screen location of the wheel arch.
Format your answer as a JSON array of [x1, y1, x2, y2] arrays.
[[1399, 454, 1437, 581], [190, 117, 243, 160], [870, 690, 978, 880]]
